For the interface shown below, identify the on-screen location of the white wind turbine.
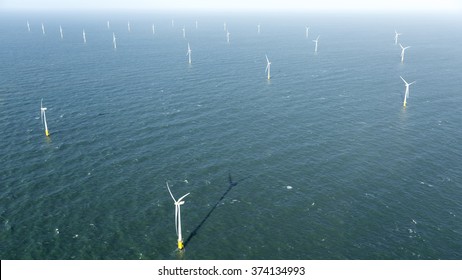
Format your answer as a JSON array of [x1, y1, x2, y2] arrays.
[[313, 35, 320, 53], [152, 24, 155, 35], [82, 29, 86, 44], [127, 21, 131, 32], [172, 19, 175, 27], [112, 32, 117, 49], [59, 25, 63, 39], [107, 20, 110, 29], [182, 26, 186, 38], [399, 43, 410, 63], [167, 182, 190, 250], [40, 99, 50, 137], [400, 76, 415, 107], [305, 26, 310, 38], [257, 24, 261, 34], [196, 20, 198, 29], [27, 20, 30, 32], [226, 30, 230, 43], [265, 55, 271, 80], [224, 22, 227, 31], [186, 42, 192, 64], [394, 30, 402, 45], [41, 23, 45, 35]]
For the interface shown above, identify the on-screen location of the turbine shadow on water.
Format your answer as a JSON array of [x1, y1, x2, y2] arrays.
[[183, 173, 250, 247]]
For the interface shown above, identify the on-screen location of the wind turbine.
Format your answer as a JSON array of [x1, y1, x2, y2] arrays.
[[41, 23, 45, 35], [182, 26, 186, 38], [313, 35, 320, 53], [399, 43, 410, 63], [127, 21, 131, 32], [112, 32, 117, 49], [226, 30, 230, 43], [40, 99, 50, 137], [82, 29, 86, 44], [152, 24, 155, 35], [107, 20, 110, 29], [400, 76, 415, 107], [172, 19, 175, 28], [305, 26, 310, 38], [257, 24, 261, 34], [196, 20, 198, 29], [186, 42, 192, 64], [59, 25, 63, 39], [27, 20, 30, 32], [265, 55, 271, 80], [167, 182, 190, 250], [394, 30, 402, 45], [224, 22, 227, 31]]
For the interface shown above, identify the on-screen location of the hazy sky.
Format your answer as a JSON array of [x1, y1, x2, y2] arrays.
[[2, 0, 461, 12]]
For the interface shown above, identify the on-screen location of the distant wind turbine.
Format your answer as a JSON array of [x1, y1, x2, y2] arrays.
[[182, 26, 186, 38], [305, 26, 310, 38], [172, 19, 175, 28], [394, 30, 402, 45], [112, 32, 117, 49], [152, 24, 155, 35], [27, 20, 30, 32], [399, 43, 410, 63], [59, 25, 63, 39], [224, 22, 227, 31], [40, 99, 50, 137], [107, 20, 110, 29], [265, 54, 271, 80], [196, 20, 198, 29], [400, 76, 415, 107], [41, 23, 45, 35], [167, 182, 190, 250], [82, 29, 86, 44], [127, 21, 131, 32], [226, 30, 230, 43], [186, 42, 192, 64], [313, 35, 320, 53], [257, 24, 261, 34]]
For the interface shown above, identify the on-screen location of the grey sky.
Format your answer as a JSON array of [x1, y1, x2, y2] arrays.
[[2, 0, 461, 12]]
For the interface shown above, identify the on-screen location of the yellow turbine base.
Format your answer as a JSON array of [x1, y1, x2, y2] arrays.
[[45, 130, 50, 137], [403, 103, 406, 107], [177, 240, 184, 250]]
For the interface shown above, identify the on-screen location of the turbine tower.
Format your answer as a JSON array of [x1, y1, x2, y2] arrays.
[[313, 35, 320, 53], [265, 55, 271, 80], [400, 76, 416, 107], [27, 20, 30, 32], [41, 23, 45, 35], [82, 29, 86, 44], [59, 25, 63, 39], [40, 99, 50, 137], [399, 43, 410, 63], [186, 43, 192, 64], [305, 26, 310, 38], [112, 32, 117, 49], [167, 182, 190, 250], [226, 30, 230, 43]]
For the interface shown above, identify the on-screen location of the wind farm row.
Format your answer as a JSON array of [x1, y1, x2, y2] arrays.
[[32, 18, 416, 141]]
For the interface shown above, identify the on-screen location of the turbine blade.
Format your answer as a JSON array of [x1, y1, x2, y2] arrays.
[[400, 76, 407, 84], [399, 43, 404, 49], [409, 81, 416, 85], [177, 192, 190, 203], [166, 182, 177, 202], [265, 55, 269, 64]]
